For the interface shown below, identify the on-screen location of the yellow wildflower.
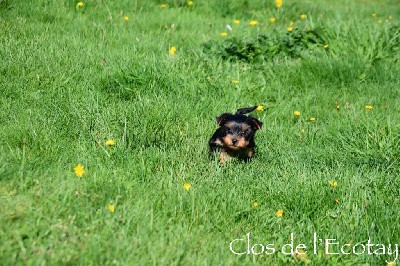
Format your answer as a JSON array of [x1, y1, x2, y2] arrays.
[[220, 32, 228, 38], [231, 79, 239, 84], [293, 111, 301, 117], [74, 164, 85, 177], [249, 20, 258, 26], [324, 44, 329, 49], [309, 117, 316, 122], [276, 209, 283, 217], [329, 180, 338, 188], [336, 105, 340, 110], [276, 0, 282, 8], [287, 27, 293, 32], [107, 203, 115, 213], [169, 46, 176, 55], [335, 198, 340, 204], [183, 182, 191, 191], [371, 13, 376, 17], [124, 16, 129, 21], [105, 139, 115, 146], [300, 14, 307, 20], [252, 201, 259, 208], [269, 17, 276, 23], [161, 3, 167, 9], [365, 105, 373, 110], [256, 105, 264, 112], [387, 261, 396, 266], [76, 2, 84, 8], [188, 1, 193, 6], [234, 19, 240, 25]]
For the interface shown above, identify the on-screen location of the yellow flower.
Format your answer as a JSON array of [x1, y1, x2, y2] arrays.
[[371, 13, 376, 17], [287, 27, 293, 32], [76, 1, 84, 8], [234, 19, 240, 25], [335, 198, 340, 204], [161, 3, 167, 9], [324, 44, 329, 49], [124, 16, 129, 21], [276, 209, 283, 217], [293, 111, 301, 117], [329, 180, 338, 188], [249, 20, 258, 26], [107, 203, 115, 213], [252, 201, 259, 208], [276, 0, 282, 8], [187, 1, 193, 6], [74, 164, 85, 177], [231, 79, 239, 84], [300, 14, 307, 20], [220, 32, 228, 38], [183, 182, 191, 191], [105, 139, 115, 146], [256, 105, 264, 112], [269, 17, 276, 23], [387, 261, 396, 266], [336, 105, 340, 110], [169, 46, 176, 55], [365, 105, 373, 110], [309, 117, 316, 122]]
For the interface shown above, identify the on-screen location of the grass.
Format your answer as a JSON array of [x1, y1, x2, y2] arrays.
[[1, 0, 400, 265]]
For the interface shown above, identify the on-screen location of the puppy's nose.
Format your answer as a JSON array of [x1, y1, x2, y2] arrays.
[[232, 139, 238, 145]]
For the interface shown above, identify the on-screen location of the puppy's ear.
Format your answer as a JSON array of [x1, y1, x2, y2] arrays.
[[249, 117, 263, 130], [236, 106, 258, 115], [216, 113, 231, 126]]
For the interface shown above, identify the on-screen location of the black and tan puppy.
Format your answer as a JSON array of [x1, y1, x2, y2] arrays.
[[209, 106, 262, 164]]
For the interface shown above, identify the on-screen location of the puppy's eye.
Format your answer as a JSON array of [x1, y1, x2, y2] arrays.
[[226, 129, 233, 134]]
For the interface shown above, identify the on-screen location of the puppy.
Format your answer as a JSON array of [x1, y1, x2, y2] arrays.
[[209, 106, 262, 164]]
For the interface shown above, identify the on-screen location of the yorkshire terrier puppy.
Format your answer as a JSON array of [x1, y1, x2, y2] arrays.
[[209, 106, 263, 164]]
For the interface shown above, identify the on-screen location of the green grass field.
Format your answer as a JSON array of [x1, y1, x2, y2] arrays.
[[1, 0, 400, 265]]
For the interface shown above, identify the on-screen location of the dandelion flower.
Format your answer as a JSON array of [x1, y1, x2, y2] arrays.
[[300, 14, 307, 20], [220, 32, 228, 38], [269, 17, 276, 23], [187, 1, 193, 6], [249, 20, 258, 26], [329, 180, 338, 188], [371, 13, 376, 17], [252, 201, 259, 208], [335, 198, 340, 204], [107, 203, 115, 213], [287, 27, 293, 32], [76, 1, 84, 8], [293, 111, 301, 117], [256, 105, 264, 112], [276, 209, 283, 217], [161, 3, 167, 9], [365, 105, 373, 110], [183, 182, 191, 191], [74, 164, 85, 177], [387, 261, 396, 266], [105, 139, 115, 146], [234, 19, 240, 25], [124, 16, 129, 21], [336, 105, 340, 110], [169, 46, 176, 55], [276, 0, 282, 8], [309, 117, 316, 122], [231, 79, 239, 84]]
